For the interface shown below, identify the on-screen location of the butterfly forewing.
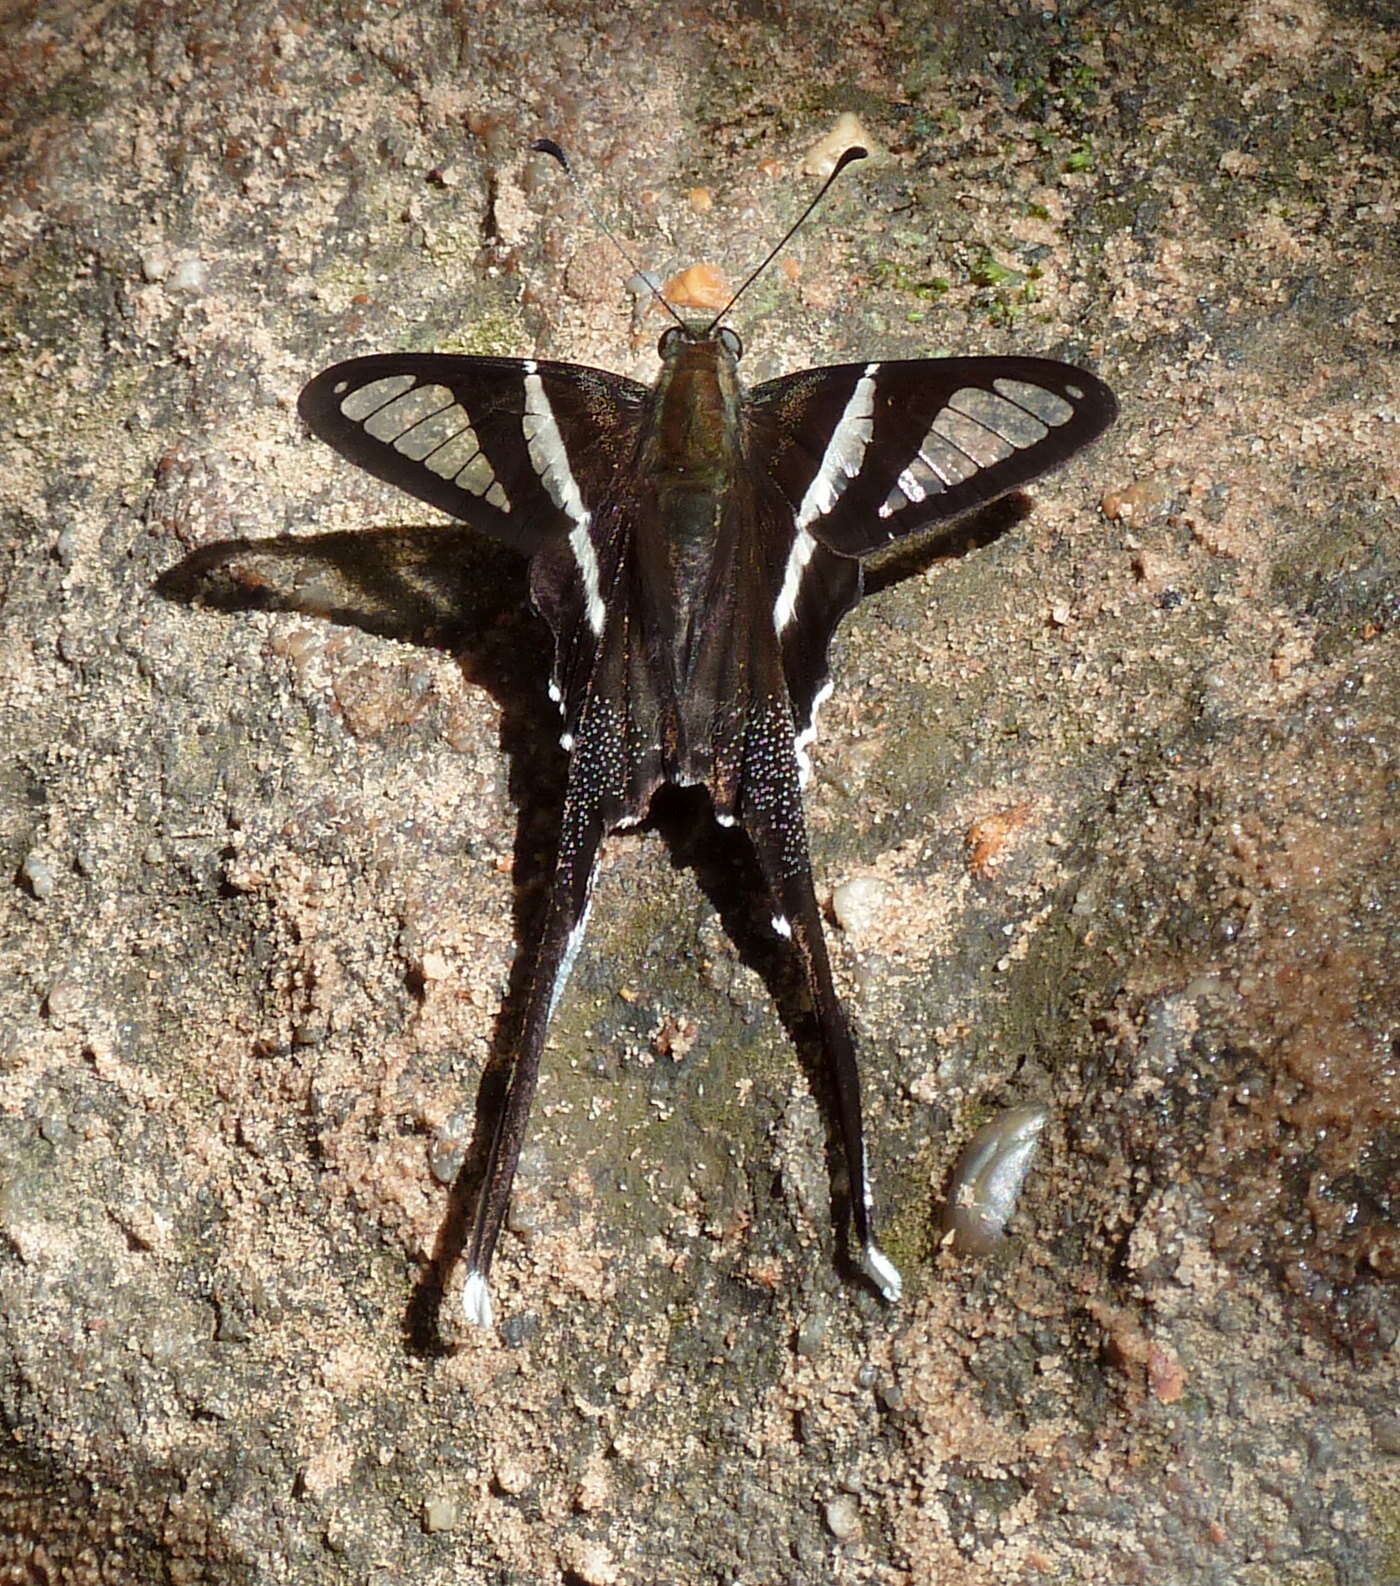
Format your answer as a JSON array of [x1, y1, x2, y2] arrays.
[[751, 356, 1118, 557], [298, 353, 651, 557]]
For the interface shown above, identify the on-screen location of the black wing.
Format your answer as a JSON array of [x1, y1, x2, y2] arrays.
[[750, 356, 1117, 558], [299, 354, 651, 557]]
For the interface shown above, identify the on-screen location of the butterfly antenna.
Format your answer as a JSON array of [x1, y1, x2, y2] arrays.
[[531, 138, 687, 330], [703, 145, 868, 334]]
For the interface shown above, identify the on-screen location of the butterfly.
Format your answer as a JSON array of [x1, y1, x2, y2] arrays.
[[297, 146, 1117, 1325]]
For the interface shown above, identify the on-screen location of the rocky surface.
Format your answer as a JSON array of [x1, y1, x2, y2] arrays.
[[1, 1, 1395, 1581]]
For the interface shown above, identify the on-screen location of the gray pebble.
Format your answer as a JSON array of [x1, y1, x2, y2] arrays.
[[796, 1310, 829, 1357], [944, 1102, 1050, 1255], [824, 1493, 862, 1541], [21, 851, 56, 900]]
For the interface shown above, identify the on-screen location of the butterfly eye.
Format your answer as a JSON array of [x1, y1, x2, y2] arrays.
[[658, 326, 684, 357], [718, 326, 743, 360]]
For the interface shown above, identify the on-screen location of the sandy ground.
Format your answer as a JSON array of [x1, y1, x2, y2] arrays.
[[0, 1, 1395, 1581]]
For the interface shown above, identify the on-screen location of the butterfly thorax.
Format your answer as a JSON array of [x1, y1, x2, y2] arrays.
[[632, 329, 752, 760], [642, 329, 743, 496]]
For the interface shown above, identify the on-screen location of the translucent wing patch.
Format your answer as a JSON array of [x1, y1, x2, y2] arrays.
[[751, 356, 1117, 558], [989, 377, 1076, 428], [299, 353, 650, 558], [340, 376, 508, 508], [878, 376, 1082, 518]]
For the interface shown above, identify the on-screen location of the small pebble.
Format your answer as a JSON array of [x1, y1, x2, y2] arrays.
[[795, 1310, 828, 1357], [830, 875, 888, 934], [140, 244, 171, 282], [169, 257, 209, 295], [879, 1382, 906, 1413], [494, 1459, 530, 1495], [500, 1310, 538, 1349], [560, 1539, 618, 1586], [824, 1494, 862, 1541], [944, 1102, 1050, 1255], [422, 1496, 461, 1532], [803, 113, 873, 177], [21, 852, 56, 900], [428, 1113, 470, 1186], [659, 262, 728, 312], [36, 1112, 70, 1146], [44, 979, 85, 1024]]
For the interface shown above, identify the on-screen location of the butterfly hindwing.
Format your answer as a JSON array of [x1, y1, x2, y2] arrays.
[[298, 353, 650, 557], [768, 501, 863, 783], [751, 355, 1118, 558]]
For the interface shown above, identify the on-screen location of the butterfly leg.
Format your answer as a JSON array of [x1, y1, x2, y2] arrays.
[[739, 707, 903, 1303], [461, 783, 607, 1329]]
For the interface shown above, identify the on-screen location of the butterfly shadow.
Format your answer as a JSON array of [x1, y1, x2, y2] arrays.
[[156, 492, 1029, 1353], [862, 490, 1029, 598], [157, 522, 568, 1352]]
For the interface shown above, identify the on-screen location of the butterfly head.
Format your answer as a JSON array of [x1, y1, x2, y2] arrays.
[[658, 323, 744, 365]]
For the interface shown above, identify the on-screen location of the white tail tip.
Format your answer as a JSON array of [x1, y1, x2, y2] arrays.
[[861, 1242, 903, 1302], [462, 1269, 495, 1328]]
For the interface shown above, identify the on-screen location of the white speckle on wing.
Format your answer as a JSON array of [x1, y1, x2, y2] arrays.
[[462, 1269, 494, 1328], [773, 528, 817, 636], [548, 902, 592, 1020], [567, 521, 606, 638], [793, 677, 834, 783], [860, 1241, 903, 1302]]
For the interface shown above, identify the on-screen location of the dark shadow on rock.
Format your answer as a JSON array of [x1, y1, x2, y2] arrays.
[[0, 1445, 254, 1584], [158, 493, 1023, 1353], [863, 491, 1030, 598], [154, 523, 527, 658], [644, 784, 868, 1292], [158, 524, 565, 1359]]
